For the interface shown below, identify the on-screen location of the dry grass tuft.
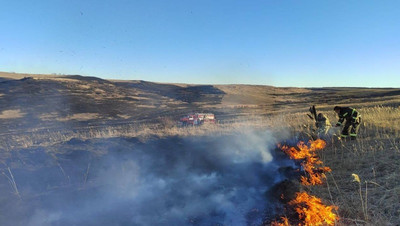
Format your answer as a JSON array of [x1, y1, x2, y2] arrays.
[[0, 109, 26, 119]]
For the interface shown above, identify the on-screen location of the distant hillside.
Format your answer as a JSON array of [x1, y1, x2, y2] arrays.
[[1, 71, 399, 136]]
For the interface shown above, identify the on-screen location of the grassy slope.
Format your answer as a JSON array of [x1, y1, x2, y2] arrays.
[[1, 72, 400, 224]]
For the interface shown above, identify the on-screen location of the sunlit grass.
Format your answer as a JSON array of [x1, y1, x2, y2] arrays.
[[1, 106, 399, 225]]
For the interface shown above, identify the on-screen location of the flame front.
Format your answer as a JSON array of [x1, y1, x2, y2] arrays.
[[280, 139, 330, 185], [290, 192, 339, 225], [271, 139, 339, 225], [279, 139, 326, 161], [271, 192, 339, 226]]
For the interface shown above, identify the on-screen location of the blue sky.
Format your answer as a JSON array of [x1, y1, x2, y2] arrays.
[[1, 0, 399, 87]]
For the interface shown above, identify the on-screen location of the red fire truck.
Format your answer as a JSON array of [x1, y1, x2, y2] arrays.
[[180, 113, 216, 126]]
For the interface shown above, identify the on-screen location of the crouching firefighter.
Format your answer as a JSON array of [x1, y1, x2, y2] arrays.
[[334, 106, 362, 140], [316, 113, 331, 137]]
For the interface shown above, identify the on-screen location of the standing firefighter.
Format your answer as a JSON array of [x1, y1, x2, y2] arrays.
[[334, 106, 362, 140]]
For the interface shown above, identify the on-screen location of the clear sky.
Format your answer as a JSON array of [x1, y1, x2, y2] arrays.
[[1, 0, 399, 87]]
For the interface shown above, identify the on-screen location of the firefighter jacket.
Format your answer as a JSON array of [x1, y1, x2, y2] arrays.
[[336, 107, 359, 126]]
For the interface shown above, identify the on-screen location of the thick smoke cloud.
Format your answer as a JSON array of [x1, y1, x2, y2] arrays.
[[1, 130, 293, 226]]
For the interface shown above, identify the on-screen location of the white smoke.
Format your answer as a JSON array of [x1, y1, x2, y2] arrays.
[[2, 129, 292, 226]]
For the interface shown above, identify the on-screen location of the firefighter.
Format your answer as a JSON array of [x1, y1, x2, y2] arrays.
[[315, 113, 331, 137], [334, 106, 362, 140]]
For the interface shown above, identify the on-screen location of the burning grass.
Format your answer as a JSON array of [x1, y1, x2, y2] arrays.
[[279, 139, 330, 186], [272, 192, 339, 226], [272, 139, 339, 225], [290, 192, 338, 225]]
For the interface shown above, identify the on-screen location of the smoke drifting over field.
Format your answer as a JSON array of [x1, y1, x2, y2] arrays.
[[0, 130, 293, 226]]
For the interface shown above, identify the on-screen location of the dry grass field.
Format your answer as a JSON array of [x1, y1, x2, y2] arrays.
[[0, 72, 399, 225], [275, 107, 400, 225]]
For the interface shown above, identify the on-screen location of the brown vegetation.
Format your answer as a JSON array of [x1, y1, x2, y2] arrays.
[[0, 72, 399, 224], [280, 107, 400, 225]]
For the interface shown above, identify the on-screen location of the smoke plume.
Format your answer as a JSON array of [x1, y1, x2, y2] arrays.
[[0, 130, 293, 226]]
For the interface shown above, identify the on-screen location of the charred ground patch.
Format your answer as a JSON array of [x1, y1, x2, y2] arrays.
[[115, 80, 225, 104]]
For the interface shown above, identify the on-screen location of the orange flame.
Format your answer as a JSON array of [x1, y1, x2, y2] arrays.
[[270, 192, 339, 226], [271, 217, 289, 226], [289, 192, 339, 225], [279, 139, 330, 185], [279, 139, 326, 160], [273, 139, 339, 225], [309, 139, 326, 150]]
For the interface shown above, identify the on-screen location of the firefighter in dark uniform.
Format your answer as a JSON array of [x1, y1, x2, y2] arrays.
[[334, 106, 362, 140]]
